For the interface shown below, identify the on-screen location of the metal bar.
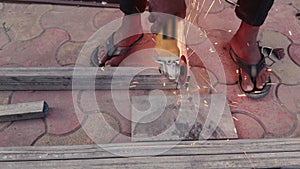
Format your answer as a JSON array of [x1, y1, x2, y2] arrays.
[[0, 67, 177, 91], [0, 101, 48, 122], [0, 0, 120, 8], [0, 138, 300, 168]]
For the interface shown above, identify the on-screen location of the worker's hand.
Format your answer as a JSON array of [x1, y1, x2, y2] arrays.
[[148, 0, 186, 34]]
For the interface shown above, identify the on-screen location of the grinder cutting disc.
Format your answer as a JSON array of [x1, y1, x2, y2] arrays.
[[178, 55, 189, 88]]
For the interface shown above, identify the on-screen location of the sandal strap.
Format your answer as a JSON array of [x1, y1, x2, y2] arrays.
[[229, 46, 273, 99], [106, 32, 144, 60], [230, 48, 267, 81]]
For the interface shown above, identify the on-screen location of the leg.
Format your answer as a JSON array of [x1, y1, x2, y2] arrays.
[[120, 0, 147, 15], [113, 0, 147, 45], [230, 0, 274, 95], [95, 0, 147, 66]]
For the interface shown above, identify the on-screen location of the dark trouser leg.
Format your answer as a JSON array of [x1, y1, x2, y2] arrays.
[[235, 0, 274, 26], [120, 0, 147, 15]]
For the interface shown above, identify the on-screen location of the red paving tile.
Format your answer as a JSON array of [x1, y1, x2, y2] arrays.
[[0, 54, 8, 64], [186, 0, 225, 21], [190, 67, 217, 94], [0, 28, 69, 67], [206, 29, 238, 84], [0, 53, 10, 65], [276, 0, 299, 5], [197, 7, 240, 34], [11, 91, 84, 135], [289, 43, 300, 66], [189, 29, 238, 85], [215, 81, 297, 137], [0, 119, 45, 146], [232, 113, 265, 139], [187, 48, 205, 67]]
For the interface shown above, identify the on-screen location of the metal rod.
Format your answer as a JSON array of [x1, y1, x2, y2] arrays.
[[0, 0, 120, 8]]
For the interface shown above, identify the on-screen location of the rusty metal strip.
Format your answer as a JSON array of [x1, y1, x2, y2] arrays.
[[0, 0, 120, 8]]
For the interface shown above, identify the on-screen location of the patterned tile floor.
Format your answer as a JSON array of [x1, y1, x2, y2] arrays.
[[0, 0, 299, 146]]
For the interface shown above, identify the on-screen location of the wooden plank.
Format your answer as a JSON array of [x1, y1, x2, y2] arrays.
[[0, 138, 299, 168], [131, 94, 238, 141], [0, 67, 177, 90], [0, 101, 48, 122]]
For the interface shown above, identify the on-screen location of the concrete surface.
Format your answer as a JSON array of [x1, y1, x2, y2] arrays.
[[0, 0, 299, 146]]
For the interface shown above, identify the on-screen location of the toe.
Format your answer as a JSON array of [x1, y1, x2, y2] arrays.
[[256, 68, 270, 89], [240, 69, 254, 92]]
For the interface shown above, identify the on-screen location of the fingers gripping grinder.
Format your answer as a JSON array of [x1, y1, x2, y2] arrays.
[[152, 16, 190, 89]]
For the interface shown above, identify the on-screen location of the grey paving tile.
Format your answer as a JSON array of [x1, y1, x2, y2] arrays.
[[93, 8, 123, 29], [289, 43, 300, 67], [263, 3, 300, 43], [1, 3, 52, 41], [132, 94, 237, 141], [56, 41, 84, 66], [41, 5, 100, 42], [82, 113, 120, 144], [260, 30, 300, 85], [277, 84, 300, 114], [34, 127, 95, 146]]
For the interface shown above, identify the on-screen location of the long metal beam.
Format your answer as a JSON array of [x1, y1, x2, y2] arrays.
[[0, 138, 299, 168], [0, 67, 177, 90], [0, 0, 120, 8]]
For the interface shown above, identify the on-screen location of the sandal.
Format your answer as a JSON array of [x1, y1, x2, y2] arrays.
[[90, 32, 144, 67], [229, 46, 272, 99]]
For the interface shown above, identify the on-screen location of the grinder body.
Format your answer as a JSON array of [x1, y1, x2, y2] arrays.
[[153, 16, 189, 89]]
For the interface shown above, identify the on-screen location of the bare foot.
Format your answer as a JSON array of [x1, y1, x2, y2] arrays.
[[230, 22, 270, 92]]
